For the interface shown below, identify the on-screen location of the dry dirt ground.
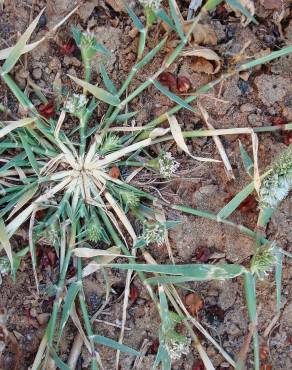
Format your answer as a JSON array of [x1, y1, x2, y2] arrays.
[[0, 0, 291, 369]]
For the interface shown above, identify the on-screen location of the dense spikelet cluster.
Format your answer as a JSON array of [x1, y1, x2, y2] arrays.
[[250, 244, 277, 280], [100, 134, 122, 155], [64, 94, 88, 116], [120, 190, 140, 209], [142, 221, 165, 245], [158, 151, 180, 178], [139, 0, 162, 10], [259, 146, 292, 209], [165, 335, 191, 360], [87, 220, 103, 242], [80, 31, 97, 49]]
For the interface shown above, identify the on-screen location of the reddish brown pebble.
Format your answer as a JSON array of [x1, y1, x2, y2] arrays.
[[158, 71, 177, 90], [195, 246, 211, 262], [271, 117, 287, 126], [129, 285, 139, 303], [148, 339, 159, 355], [38, 101, 55, 119], [35, 209, 45, 221], [283, 132, 292, 146], [238, 194, 257, 213], [193, 360, 205, 370], [109, 166, 120, 179], [260, 365, 272, 370], [60, 38, 76, 55], [260, 345, 269, 361], [177, 76, 191, 93], [46, 249, 57, 267], [185, 293, 203, 316]]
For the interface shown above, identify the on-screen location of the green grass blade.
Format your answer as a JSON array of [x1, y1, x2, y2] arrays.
[[244, 272, 260, 370], [156, 9, 176, 30], [238, 45, 292, 71], [8, 185, 38, 219], [107, 263, 247, 279], [99, 62, 117, 95], [152, 80, 196, 113], [58, 281, 82, 341], [239, 140, 254, 177], [169, 0, 186, 41], [20, 135, 40, 175], [115, 111, 138, 122], [275, 249, 283, 311], [2, 9, 44, 73], [68, 75, 120, 106], [95, 43, 111, 56], [153, 344, 171, 370], [226, 0, 258, 25], [50, 349, 71, 370], [121, 0, 144, 31], [0, 152, 27, 173], [135, 37, 167, 70], [0, 218, 13, 268], [217, 181, 255, 219], [204, 0, 224, 11], [91, 335, 140, 356]]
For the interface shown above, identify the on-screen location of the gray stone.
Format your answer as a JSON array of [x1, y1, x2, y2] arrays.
[[32, 68, 42, 80]]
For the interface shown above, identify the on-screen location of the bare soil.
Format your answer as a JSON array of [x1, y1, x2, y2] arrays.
[[0, 1, 291, 369]]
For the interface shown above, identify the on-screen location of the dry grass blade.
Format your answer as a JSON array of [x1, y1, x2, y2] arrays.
[[104, 192, 137, 242], [167, 114, 220, 162], [54, 110, 66, 139], [81, 247, 121, 278], [180, 47, 221, 74], [251, 132, 260, 193], [0, 117, 35, 138], [198, 103, 234, 179], [0, 218, 13, 268], [72, 248, 123, 258]]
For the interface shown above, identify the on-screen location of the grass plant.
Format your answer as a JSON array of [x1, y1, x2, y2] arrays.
[[0, 1, 291, 369]]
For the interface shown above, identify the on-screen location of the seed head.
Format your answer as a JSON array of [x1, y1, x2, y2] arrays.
[[87, 220, 103, 242], [64, 94, 88, 116], [80, 31, 96, 49], [165, 332, 191, 361], [139, 0, 162, 10], [158, 152, 180, 178], [250, 244, 276, 280], [120, 190, 140, 209], [141, 221, 165, 246], [259, 146, 292, 209]]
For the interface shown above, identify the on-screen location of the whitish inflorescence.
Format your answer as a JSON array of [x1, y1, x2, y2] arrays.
[[250, 243, 277, 280], [64, 94, 88, 116], [158, 151, 180, 178], [165, 335, 191, 360], [142, 221, 166, 245], [139, 0, 162, 10], [259, 146, 292, 209]]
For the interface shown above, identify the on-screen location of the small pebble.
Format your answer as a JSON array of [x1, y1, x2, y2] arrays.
[[36, 313, 50, 325], [38, 14, 47, 28], [48, 57, 61, 71], [237, 79, 249, 95], [240, 103, 255, 113], [32, 68, 42, 80], [63, 56, 81, 67], [30, 308, 37, 317]]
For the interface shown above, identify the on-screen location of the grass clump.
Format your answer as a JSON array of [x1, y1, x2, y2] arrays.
[[0, 0, 292, 369]]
